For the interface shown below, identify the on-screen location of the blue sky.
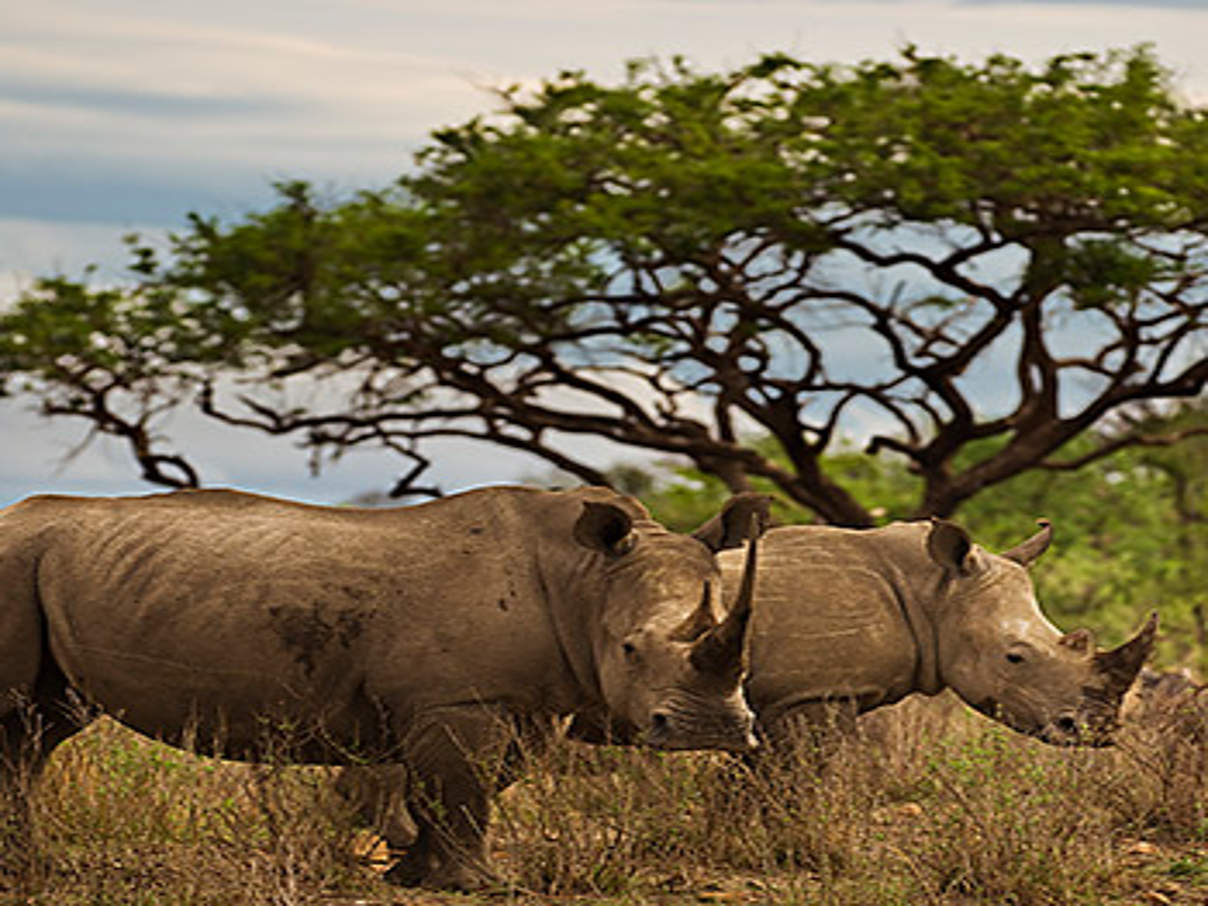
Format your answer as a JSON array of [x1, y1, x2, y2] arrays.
[[3, 0, 1208, 507]]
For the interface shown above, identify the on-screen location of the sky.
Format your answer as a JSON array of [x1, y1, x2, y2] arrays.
[[3, 0, 1208, 508]]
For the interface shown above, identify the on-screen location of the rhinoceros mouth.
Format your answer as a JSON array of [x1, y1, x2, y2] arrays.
[[644, 728, 758, 752], [974, 696, 1004, 722], [987, 699, 1118, 748], [1037, 720, 1115, 748], [640, 708, 758, 752]]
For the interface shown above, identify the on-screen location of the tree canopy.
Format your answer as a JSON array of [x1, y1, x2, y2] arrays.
[[2, 45, 1206, 523]]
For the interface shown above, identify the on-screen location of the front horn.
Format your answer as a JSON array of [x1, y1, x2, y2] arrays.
[[1003, 519, 1053, 567], [1093, 612, 1159, 697], [690, 514, 760, 677]]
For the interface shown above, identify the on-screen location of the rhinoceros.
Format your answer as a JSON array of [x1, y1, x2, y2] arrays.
[[726, 515, 1157, 747], [0, 484, 765, 889]]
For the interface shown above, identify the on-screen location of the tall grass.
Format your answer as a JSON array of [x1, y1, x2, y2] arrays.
[[1, 688, 1205, 904]]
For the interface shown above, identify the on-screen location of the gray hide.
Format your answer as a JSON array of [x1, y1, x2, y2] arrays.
[[0, 485, 764, 890], [728, 518, 1157, 747]]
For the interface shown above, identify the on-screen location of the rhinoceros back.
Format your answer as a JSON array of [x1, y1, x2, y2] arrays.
[[10, 487, 578, 757]]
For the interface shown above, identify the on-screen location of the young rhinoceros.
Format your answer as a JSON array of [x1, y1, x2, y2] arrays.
[[0, 485, 765, 890], [729, 517, 1156, 747]]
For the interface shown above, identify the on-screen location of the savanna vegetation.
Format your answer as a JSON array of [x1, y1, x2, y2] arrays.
[[0, 43, 1205, 905], [2, 684, 1206, 905]]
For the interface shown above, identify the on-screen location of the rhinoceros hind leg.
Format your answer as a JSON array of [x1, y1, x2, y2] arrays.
[[0, 664, 87, 881], [0, 662, 86, 789]]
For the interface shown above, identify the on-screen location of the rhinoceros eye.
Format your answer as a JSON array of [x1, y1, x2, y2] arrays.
[[1006, 651, 1025, 664], [622, 640, 639, 662]]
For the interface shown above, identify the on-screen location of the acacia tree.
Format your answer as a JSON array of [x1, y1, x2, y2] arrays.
[[2, 46, 1207, 524]]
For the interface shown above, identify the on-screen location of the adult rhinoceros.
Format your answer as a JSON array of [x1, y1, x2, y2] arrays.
[[0, 485, 765, 889], [724, 515, 1157, 747]]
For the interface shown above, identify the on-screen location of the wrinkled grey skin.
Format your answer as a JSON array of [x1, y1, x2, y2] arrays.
[[0, 485, 764, 890], [730, 516, 1157, 748]]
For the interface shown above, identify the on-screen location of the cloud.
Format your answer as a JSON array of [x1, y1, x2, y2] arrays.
[[0, 78, 299, 121], [0, 156, 279, 227], [960, 0, 1207, 6], [0, 218, 160, 293], [0, 5, 515, 228]]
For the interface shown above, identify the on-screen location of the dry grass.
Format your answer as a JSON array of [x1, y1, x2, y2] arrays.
[[0, 690, 1206, 905]]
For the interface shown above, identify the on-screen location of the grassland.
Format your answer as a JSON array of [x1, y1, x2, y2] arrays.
[[0, 688, 1205, 905]]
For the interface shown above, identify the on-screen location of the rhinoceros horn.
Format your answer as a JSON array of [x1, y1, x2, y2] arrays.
[[1093, 612, 1159, 696], [670, 583, 718, 643], [690, 515, 759, 677], [1003, 519, 1053, 567]]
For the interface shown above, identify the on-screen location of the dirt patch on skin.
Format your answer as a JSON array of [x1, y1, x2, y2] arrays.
[[268, 602, 371, 675]]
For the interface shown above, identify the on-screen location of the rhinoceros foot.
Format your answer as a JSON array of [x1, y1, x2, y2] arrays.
[[381, 826, 496, 891], [383, 850, 496, 891]]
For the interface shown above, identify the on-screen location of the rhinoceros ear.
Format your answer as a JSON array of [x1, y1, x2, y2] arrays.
[[926, 519, 974, 575], [692, 492, 773, 552], [573, 501, 637, 557]]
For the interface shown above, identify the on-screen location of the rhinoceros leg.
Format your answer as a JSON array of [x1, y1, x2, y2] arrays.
[[340, 711, 542, 866], [334, 763, 417, 852], [0, 543, 98, 882], [0, 659, 86, 880], [383, 705, 528, 890]]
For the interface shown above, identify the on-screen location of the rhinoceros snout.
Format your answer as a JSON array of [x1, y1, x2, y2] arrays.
[[642, 707, 758, 753], [1039, 713, 1081, 746], [647, 710, 672, 742], [1038, 711, 1115, 748]]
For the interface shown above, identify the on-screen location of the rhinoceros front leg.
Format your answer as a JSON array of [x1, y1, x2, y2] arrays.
[[339, 712, 543, 862], [334, 762, 416, 852], [384, 705, 528, 891]]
